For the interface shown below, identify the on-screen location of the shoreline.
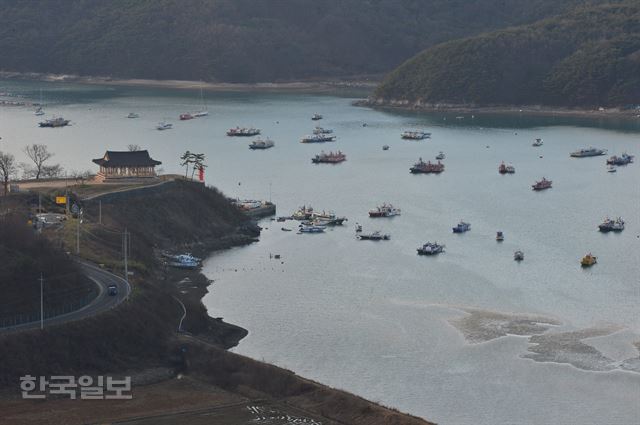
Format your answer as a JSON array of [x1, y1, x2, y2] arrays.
[[0, 70, 378, 94], [354, 98, 640, 121]]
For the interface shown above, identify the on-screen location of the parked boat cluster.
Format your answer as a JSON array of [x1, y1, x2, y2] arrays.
[[262, 117, 632, 267]]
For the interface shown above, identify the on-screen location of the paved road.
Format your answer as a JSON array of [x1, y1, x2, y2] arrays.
[[82, 179, 170, 201], [0, 262, 131, 333]]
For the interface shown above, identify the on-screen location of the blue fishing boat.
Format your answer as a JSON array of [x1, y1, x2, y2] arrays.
[[298, 224, 326, 234]]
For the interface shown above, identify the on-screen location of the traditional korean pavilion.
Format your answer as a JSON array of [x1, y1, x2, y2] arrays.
[[92, 150, 162, 181]]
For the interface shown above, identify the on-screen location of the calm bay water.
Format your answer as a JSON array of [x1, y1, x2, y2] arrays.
[[1, 81, 639, 425]]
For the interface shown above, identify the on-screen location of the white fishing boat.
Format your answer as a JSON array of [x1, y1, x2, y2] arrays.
[[156, 122, 173, 130], [300, 134, 336, 143], [249, 138, 275, 149], [313, 126, 333, 134], [193, 86, 209, 117], [369, 203, 401, 217], [401, 130, 431, 140]]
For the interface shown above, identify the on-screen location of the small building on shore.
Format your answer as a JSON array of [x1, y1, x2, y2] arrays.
[[93, 150, 162, 182]]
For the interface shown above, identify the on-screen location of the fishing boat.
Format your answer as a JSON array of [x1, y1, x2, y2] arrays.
[[281, 227, 292, 232], [311, 211, 347, 225], [156, 122, 173, 131], [401, 130, 431, 140], [166, 253, 201, 269], [436, 151, 445, 160], [606, 153, 634, 166], [312, 151, 346, 164], [355, 223, 362, 232], [410, 158, 444, 174], [417, 242, 445, 255], [300, 134, 336, 143], [249, 138, 275, 150], [570, 147, 607, 157], [452, 221, 470, 233], [357, 231, 390, 241], [532, 177, 552, 190], [313, 126, 333, 134], [532, 138, 543, 147], [179, 113, 194, 121], [514, 250, 524, 261], [382, 145, 390, 151], [498, 161, 515, 174], [311, 113, 323, 121], [598, 217, 624, 232], [193, 86, 209, 117], [607, 165, 617, 173], [38, 117, 70, 128], [581, 253, 597, 267], [496, 231, 504, 241], [292, 205, 314, 220], [227, 127, 261, 137], [127, 112, 139, 119], [369, 203, 401, 217], [298, 223, 326, 233]]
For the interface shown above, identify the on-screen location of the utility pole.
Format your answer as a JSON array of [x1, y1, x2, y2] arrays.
[[98, 200, 102, 225], [40, 273, 44, 330], [123, 228, 128, 283], [38, 193, 41, 213], [76, 211, 80, 254], [65, 172, 69, 216]]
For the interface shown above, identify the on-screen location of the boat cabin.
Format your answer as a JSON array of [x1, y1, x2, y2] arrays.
[[93, 150, 162, 182]]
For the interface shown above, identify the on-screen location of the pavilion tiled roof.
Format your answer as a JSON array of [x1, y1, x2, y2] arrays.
[[92, 150, 162, 167]]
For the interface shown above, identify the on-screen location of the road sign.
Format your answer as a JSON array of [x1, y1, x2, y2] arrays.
[[55, 196, 67, 205]]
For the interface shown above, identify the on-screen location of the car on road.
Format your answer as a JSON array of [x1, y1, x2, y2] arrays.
[[107, 285, 118, 296]]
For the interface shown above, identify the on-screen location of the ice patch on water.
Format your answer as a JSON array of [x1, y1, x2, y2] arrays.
[[449, 308, 640, 374], [449, 308, 561, 343], [620, 341, 640, 373], [524, 326, 626, 372]]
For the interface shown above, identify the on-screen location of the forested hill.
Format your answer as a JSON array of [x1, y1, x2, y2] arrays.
[[374, 1, 640, 107], [0, 0, 590, 83]]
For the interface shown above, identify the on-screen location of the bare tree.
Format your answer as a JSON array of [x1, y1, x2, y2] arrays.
[[24, 144, 54, 179], [0, 151, 17, 195], [127, 144, 141, 151], [41, 164, 64, 178]]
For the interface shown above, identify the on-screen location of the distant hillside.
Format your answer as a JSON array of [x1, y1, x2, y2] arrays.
[[374, 1, 640, 107], [0, 0, 590, 83]]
